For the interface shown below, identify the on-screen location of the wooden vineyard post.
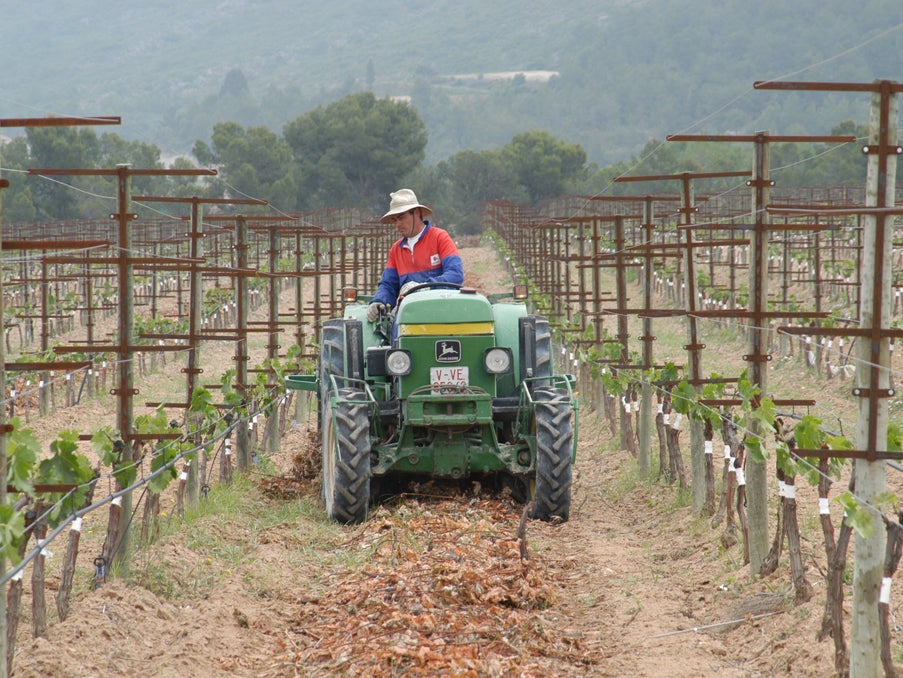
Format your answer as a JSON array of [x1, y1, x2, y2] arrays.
[[30, 509, 47, 638], [4, 507, 35, 677], [817, 458, 851, 674], [235, 216, 252, 471], [186, 198, 207, 505], [56, 516, 82, 622], [757, 79, 902, 677], [265, 220, 282, 458], [880, 514, 903, 676], [851, 81, 898, 678]]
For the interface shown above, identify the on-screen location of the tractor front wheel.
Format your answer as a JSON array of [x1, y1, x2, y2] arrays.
[[322, 388, 371, 523], [530, 387, 573, 522]]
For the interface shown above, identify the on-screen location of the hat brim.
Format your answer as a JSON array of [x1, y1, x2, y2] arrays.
[[380, 203, 432, 224]]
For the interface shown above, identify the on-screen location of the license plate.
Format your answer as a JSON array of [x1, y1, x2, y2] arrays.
[[430, 366, 469, 393]]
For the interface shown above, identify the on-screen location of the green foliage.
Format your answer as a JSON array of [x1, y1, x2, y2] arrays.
[[3, 421, 96, 562], [91, 426, 136, 490], [193, 121, 296, 209], [781, 413, 850, 486], [433, 149, 526, 234], [666, 373, 725, 428], [793, 415, 824, 451], [134, 409, 183, 494], [283, 92, 427, 210], [0, 504, 25, 564], [149, 444, 182, 494], [134, 409, 171, 440], [200, 288, 231, 318], [220, 368, 245, 410], [669, 381, 696, 416], [38, 430, 95, 520], [837, 491, 876, 539], [7, 418, 41, 495], [889, 422, 902, 452], [134, 315, 189, 344], [190, 386, 216, 414], [598, 368, 630, 397], [499, 130, 587, 204], [2, 127, 182, 222], [733, 369, 778, 463]]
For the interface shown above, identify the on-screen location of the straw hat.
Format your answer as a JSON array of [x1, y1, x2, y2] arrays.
[[380, 188, 432, 224]]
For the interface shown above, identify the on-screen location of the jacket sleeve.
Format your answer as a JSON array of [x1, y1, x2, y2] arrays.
[[432, 252, 464, 286], [430, 230, 464, 286], [370, 247, 401, 306]]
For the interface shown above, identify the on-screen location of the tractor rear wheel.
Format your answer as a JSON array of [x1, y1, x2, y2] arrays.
[[530, 387, 573, 522], [322, 388, 371, 523], [319, 319, 364, 427], [520, 316, 553, 392]]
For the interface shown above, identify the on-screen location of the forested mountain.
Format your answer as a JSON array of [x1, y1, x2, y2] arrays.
[[2, 0, 902, 167]]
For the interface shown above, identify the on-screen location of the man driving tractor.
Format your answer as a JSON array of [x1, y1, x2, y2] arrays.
[[366, 188, 464, 322]]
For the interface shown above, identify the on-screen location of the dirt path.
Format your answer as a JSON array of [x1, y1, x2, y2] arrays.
[[6, 241, 895, 676]]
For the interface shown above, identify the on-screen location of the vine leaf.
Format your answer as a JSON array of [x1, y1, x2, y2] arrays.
[[837, 491, 875, 538], [8, 418, 40, 495], [888, 422, 902, 452], [793, 414, 823, 450], [670, 381, 696, 415], [0, 504, 25, 564]]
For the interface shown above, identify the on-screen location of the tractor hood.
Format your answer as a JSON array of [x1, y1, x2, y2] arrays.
[[396, 288, 494, 334]]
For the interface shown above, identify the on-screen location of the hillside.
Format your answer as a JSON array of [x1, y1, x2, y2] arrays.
[[2, 0, 903, 164]]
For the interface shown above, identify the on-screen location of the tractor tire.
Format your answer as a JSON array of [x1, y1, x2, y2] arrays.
[[530, 387, 573, 522], [322, 388, 371, 523], [520, 315, 553, 392], [320, 319, 364, 386], [319, 318, 364, 427]]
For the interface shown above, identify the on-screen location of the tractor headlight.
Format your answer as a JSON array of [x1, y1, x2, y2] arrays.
[[386, 349, 413, 376], [483, 347, 512, 374]]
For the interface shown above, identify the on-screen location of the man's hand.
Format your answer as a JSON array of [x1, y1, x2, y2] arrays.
[[366, 302, 387, 322], [399, 281, 421, 298]]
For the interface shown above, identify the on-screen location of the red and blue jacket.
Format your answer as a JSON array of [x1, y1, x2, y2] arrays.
[[371, 222, 464, 307]]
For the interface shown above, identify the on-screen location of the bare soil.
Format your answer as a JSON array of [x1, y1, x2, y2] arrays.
[[7, 241, 901, 677]]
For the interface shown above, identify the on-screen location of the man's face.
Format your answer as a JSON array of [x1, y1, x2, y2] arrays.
[[392, 209, 422, 238]]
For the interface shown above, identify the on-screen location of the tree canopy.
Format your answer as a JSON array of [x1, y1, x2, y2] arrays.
[[282, 92, 428, 210], [0, 128, 180, 223]]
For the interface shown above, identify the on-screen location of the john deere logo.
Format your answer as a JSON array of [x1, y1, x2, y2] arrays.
[[435, 340, 461, 363]]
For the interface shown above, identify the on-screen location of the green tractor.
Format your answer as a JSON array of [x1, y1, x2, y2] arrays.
[[286, 282, 577, 524]]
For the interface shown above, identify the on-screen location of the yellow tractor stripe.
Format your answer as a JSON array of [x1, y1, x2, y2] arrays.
[[399, 322, 494, 336]]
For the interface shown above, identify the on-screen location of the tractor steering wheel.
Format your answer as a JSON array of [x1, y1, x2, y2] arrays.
[[398, 281, 463, 300]]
